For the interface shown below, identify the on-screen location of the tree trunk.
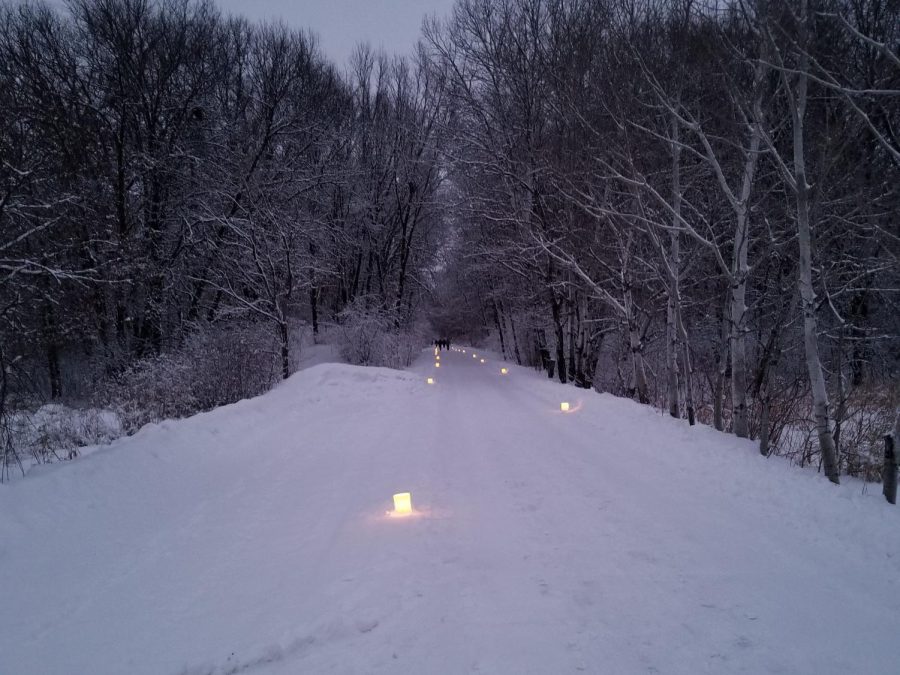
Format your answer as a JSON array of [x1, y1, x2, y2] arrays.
[[567, 298, 577, 383], [713, 299, 729, 431], [47, 343, 62, 399], [536, 330, 550, 374], [493, 300, 507, 358], [310, 286, 319, 339], [797, 192, 839, 483], [574, 298, 589, 387], [833, 331, 846, 467], [666, 294, 680, 418], [279, 320, 290, 380], [551, 295, 567, 384], [623, 284, 649, 404], [883, 434, 897, 505], [884, 414, 900, 504], [0, 343, 21, 481], [45, 306, 62, 399], [667, 119, 682, 419], [759, 389, 771, 457], [730, 235, 749, 437], [676, 303, 695, 426], [791, 22, 839, 483], [507, 310, 522, 365]]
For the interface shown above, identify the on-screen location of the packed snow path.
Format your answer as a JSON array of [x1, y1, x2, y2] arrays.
[[2, 349, 898, 675]]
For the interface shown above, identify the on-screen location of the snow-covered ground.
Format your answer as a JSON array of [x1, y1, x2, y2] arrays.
[[1, 348, 898, 674]]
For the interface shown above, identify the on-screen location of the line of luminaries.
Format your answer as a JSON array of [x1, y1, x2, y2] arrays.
[[426, 346, 569, 413], [395, 346, 573, 517]]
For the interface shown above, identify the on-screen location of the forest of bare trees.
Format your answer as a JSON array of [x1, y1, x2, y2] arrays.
[[2, 0, 898, 485], [0, 0, 448, 474], [426, 0, 898, 484]]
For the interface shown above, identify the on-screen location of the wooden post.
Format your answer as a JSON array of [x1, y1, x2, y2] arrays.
[[759, 397, 770, 457], [884, 435, 897, 505]]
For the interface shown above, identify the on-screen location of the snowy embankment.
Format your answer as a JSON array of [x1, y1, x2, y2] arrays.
[[7, 341, 341, 472], [1, 348, 898, 675]]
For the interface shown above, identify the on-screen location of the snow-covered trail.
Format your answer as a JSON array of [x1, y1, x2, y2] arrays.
[[1, 348, 898, 675]]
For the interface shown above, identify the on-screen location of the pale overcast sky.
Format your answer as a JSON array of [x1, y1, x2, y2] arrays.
[[212, 0, 457, 67]]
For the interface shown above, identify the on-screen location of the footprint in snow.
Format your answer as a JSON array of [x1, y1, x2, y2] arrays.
[[355, 618, 379, 634]]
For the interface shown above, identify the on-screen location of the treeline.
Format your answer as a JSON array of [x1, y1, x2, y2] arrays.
[[1, 0, 448, 471], [3, 0, 898, 485], [425, 0, 899, 482]]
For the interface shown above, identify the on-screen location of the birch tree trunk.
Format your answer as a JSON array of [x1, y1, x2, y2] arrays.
[[620, 233, 649, 403], [662, 59, 765, 438], [624, 283, 649, 404], [667, 121, 682, 418], [503, 302, 522, 365], [790, 0, 840, 483], [713, 299, 729, 432], [730, 152, 758, 438]]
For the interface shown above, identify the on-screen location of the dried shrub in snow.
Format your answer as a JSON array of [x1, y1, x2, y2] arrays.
[[337, 299, 423, 370], [102, 324, 279, 434], [10, 405, 122, 465], [757, 383, 899, 482], [181, 325, 281, 410]]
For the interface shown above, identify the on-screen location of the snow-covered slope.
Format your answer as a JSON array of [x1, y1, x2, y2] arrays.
[[1, 349, 898, 674]]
